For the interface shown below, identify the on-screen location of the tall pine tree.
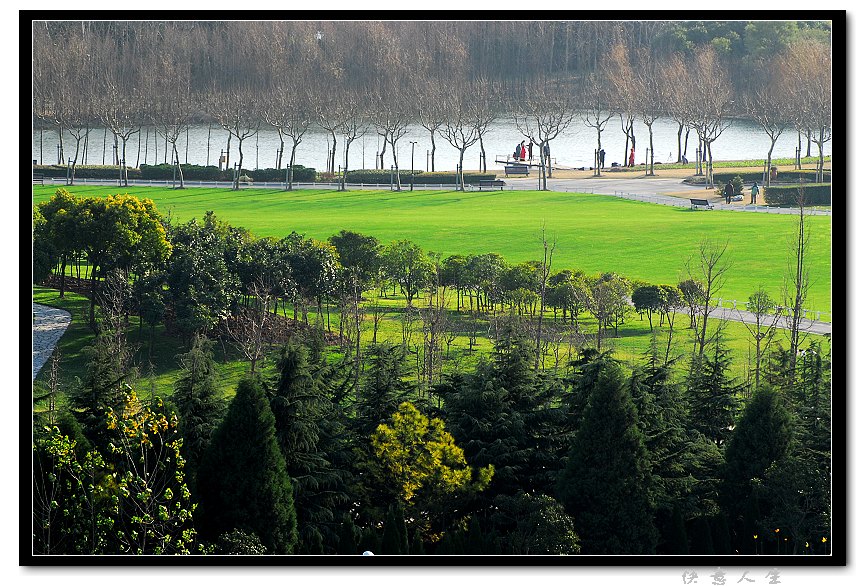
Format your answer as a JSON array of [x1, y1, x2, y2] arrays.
[[172, 334, 224, 491], [557, 357, 658, 554], [196, 376, 298, 554], [268, 342, 351, 554], [687, 336, 742, 448]]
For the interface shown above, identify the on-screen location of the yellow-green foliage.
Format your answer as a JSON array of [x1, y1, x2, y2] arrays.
[[371, 402, 494, 503]]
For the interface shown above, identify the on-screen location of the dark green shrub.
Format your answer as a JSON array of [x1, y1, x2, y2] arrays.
[[344, 169, 496, 185], [140, 164, 224, 181], [763, 184, 832, 206], [35, 164, 143, 180], [249, 166, 315, 182], [694, 170, 831, 186]]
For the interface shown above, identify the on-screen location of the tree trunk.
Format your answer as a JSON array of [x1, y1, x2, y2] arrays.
[[234, 137, 244, 190], [330, 129, 337, 175], [458, 149, 466, 191], [277, 132, 285, 169], [205, 123, 211, 167], [136, 127, 142, 168], [429, 129, 436, 172], [225, 133, 231, 170], [286, 143, 298, 190], [683, 127, 690, 164], [121, 138, 129, 186], [173, 143, 185, 188], [58, 255, 67, 298], [391, 136, 402, 190], [57, 125, 64, 164], [479, 136, 486, 172], [341, 138, 354, 191], [648, 124, 655, 175], [676, 122, 683, 163], [102, 127, 107, 165]]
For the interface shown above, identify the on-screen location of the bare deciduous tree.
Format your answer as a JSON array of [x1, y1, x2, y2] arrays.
[[98, 80, 142, 186], [512, 80, 576, 189], [210, 86, 261, 190], [605, 43, 640, 169], [661, 53, 693, 165], [685, 48, 733, 186], [580, 73, 614, 177], [743, 57, 789, 187], [438, 83, 482, 191], [782, 187, 814, 376], [686, 239, 731, 359], [739, 286, 782, 391], [414, 80, 446, 172], [635, 50, 664, 175]]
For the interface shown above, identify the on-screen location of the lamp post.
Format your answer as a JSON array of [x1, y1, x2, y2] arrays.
[[409, 141, 417, 191]]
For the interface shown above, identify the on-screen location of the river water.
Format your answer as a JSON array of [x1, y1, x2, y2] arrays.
[[32, 114, 831, 173]]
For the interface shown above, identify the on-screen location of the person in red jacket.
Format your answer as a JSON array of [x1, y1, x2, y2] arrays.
[[629, 146, 635, 167], [520, 141, 527, 161]]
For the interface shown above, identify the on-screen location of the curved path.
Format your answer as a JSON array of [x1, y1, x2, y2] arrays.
[[505, 174, 832, 216], [32, 303, 72, 381]]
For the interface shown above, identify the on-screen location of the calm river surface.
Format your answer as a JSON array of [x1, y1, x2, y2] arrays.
[[32, 114, 831, 172]]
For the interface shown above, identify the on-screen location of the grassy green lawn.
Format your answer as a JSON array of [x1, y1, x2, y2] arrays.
[[33, 185, 832, 316], [34, 281, 828, 404]]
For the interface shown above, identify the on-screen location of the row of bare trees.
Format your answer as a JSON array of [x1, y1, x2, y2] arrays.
[[33, 22, 831, 189]]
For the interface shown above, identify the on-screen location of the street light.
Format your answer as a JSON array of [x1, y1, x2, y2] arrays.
[[409, 141, 417, 191]]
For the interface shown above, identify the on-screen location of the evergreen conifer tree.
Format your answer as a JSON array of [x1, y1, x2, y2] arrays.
[[269, 342, 352, 553], [686, 337, 742, 447], [436, 332, 564, 498], [196, 377, 298, 554], [557, 357, 658, 554], [172, 334, 224, 489]]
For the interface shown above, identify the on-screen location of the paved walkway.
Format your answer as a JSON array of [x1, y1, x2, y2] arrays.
[[505, 174, 832, 216], [702, 305, 831, 335], [32, 303, 72, 381]]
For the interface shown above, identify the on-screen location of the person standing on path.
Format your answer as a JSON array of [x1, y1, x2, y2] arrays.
[[750, 181, 759, 205], [724, 180, 734, 205], [599, 148, 605, 168], [520, 141, 527, 162], [628, 147, 635, 167], [528, 142, 533, 161]]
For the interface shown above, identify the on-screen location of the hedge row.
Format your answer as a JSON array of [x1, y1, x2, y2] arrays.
[[344, 169, 497, 184], [34, 163, 316, 183], [686, 169, 831, 185], [140, 164, 317, 182], [763, 183, 832, 206], [35, 165, 143, 179]]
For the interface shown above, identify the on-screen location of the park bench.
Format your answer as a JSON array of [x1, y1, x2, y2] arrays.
[[690, 198, 714, 210], [478, 179, 506, 191], [32, 173, 44, 185], [504, 164, 530, 177]]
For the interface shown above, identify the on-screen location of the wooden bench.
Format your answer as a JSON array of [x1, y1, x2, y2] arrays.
[[32, 173, 44, 185], [690, 198, 714, 210], [504, 164, 530, 177], [478, 179, 506, 191]]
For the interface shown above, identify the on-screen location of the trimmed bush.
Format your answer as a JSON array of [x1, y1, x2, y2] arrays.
[[249, 166, 316, 183], [763, 183, 832, 206], [344, 169, 497, 185], [34, 163, 317, 183], [689, 169, 831, 186], [140, 164, 224, 181], [35, 164, 142, 180]]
